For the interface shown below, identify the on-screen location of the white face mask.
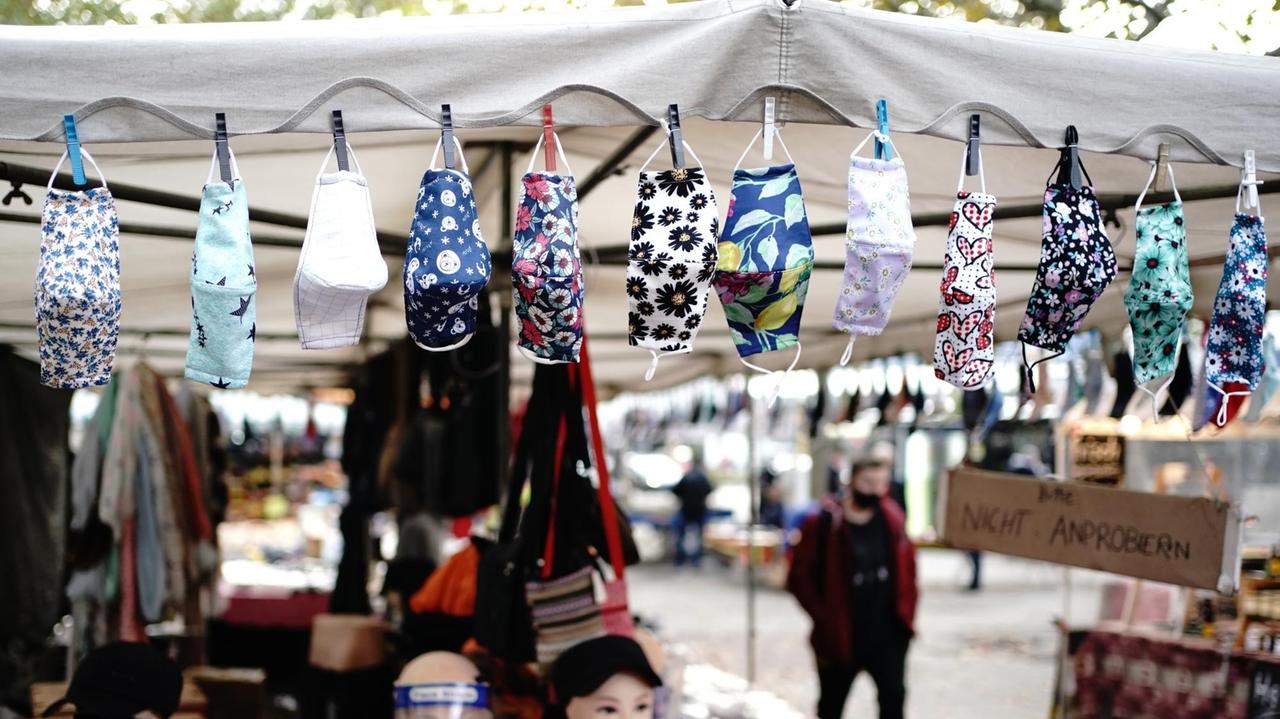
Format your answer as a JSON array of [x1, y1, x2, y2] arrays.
[[293, 143, 388, 350], [35, 149, 121, 388], [833, 131, 916, 366]]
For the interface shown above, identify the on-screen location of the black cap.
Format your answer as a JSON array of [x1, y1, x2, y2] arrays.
[[548, 636, 662, 708], [44, 641, 182, 719]]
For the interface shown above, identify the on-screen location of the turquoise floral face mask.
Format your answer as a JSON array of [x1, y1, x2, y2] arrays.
[[712, 128, 814, 393]]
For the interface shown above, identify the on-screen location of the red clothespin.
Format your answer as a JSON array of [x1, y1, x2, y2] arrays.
[[542, 104, 556, 172]]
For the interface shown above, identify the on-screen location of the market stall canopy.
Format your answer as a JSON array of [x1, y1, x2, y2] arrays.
[[0, 0, 1278, 392]]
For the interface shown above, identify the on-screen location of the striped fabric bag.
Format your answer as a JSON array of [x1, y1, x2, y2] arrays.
[[525, 565, 605, 666]]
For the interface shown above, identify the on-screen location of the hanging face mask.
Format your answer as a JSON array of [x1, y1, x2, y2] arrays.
[[1124, 163, 1193, 395], [511, 132, 583, 364], [933, 150, 997, 390], [626, 135, 718, 381], [833, 131, 916, 366], [1018, 156, 1117, 386], [34, 150, 121, 389], [186, 149, 255, 389], [405, 138, 492, 351], [712, 127, 814, 399], [294, 143, 388, 349], [1204, 182, 1268, 424]]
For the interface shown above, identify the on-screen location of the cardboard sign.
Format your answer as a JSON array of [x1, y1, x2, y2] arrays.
[[938, 468, 1240, 591]]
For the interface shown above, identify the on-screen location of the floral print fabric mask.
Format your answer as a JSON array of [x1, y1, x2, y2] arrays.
[[511, 132, 584, 364], [626, 137, 718, 381], [833, 132, 916, 366], [933, 151, 997, 390], [712, 129, 814, 399], [405, 137, 492, 351], [1018, 160, 1117, 388], [35, 150, 121, 388], [1124, 163, 1193, 393], [1204, 185, 1268, 425]]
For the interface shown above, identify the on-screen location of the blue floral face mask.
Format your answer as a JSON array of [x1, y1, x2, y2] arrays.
[[712, 128, 813, 398], [35, 149, 121, 388], [404, 137, 493, 351], [186, 149, 255, 389]]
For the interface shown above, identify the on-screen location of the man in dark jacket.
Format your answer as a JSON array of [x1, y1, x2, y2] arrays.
[[786, 458, 918, 719], [671, 458, 713, 567]]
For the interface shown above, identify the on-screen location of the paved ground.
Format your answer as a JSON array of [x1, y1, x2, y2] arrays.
[[629, 549, 1106, 719]]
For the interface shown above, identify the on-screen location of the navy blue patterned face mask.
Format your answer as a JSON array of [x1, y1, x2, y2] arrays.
[[404, 137, 493, 351]]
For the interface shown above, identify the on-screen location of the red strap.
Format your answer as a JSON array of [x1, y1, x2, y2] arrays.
[[580, 337, 626, 580], [541, 413, 568, 580]]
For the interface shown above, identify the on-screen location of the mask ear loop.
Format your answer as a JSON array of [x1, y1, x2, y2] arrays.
[[733, 127, 795, 173], [738, 342, 802, 408], [955, 143, 986, 195], [526, 130, 573, 176], [429, 135, 471, 175], [850, 130, 901, 164], [644, 346, 693, 382], [316, 141, 366, 179], [47, 149, 108, 192], [205, 145, 242, 187], [840, 336, 856, 367], [1021, 344, 1062, 396], [1134, 161, 1181, 214], [639, 129, 705, 172]]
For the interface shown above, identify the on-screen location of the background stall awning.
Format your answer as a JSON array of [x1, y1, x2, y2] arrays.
[[0, 0, 1277, 392]]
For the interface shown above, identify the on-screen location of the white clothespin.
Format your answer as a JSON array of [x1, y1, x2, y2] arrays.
[[762, 97, 776, 162], [1242, 150, 1262, 212]]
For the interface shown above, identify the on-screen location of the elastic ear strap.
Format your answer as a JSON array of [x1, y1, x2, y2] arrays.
[[642, 346, 692, 382], [640, 133, 706, 174], [738, 342, 803, 408], [47, 149, 107, 192], [206, 146, 241, 185], [429, 136, 470, 174], [851, 131, 896, 162], [840, 336, 856, 367], [956, 146, 985, 194], [525, 131, 572, 175], [317, 142, 364, 178], [1208, 382, 1251, 427], [733, 128, 763, 172]]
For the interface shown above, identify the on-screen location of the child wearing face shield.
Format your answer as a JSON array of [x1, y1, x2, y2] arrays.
[[543, 636, 664, 719]]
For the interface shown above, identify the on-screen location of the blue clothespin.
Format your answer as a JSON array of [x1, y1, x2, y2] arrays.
[[63, 114, 86, 186], [874, 99, 891, 161]]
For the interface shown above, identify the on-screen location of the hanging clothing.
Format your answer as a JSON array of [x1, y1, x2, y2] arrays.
[[1205, 210, 1268, 425]]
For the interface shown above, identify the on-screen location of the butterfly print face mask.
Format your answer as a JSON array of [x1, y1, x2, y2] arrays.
[[511, 132, 584, 364], [1124, 163, 1193, 395], [834, 132, 916, 366], [626, 135, 718, 381], [934, 151, 996, 390], [712, 127, 814, 404], [35, 149, 121, 388], [294, 142, 388, 349], [1204, 181, 1268, 426], [186, 148, 256, 389], [405, 137, 492, 351], [1018, 158, 1116, 387]]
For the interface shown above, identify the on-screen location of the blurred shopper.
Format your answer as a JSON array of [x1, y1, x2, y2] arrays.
[[670, 456, 712, 567], [42, 641, 182, 719], [786, 458, 918, 719]]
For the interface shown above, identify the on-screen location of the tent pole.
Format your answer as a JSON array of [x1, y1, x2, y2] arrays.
[[496, 141, 515, 497], [746, 383, 760, 686]]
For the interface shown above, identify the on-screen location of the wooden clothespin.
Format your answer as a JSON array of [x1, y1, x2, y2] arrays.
[[1153, 143, 1171, 194], [331, 110, 350, 172], [965, 114, 981, 177], [1056, 125, 1083, 190], [762, 97, 777, 162], [874, 99, 892, 161], [542, 104, 556, 173], [441, 104, 457, 170], [667, 104, 685, 169], [63, 115, 86, 186], [1242, 150, 1263, 212], [214, 112, 234, 186]]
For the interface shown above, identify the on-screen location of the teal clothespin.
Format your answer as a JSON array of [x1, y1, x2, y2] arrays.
[[874, 99, 891, 161], [63, 114, 86, 186]]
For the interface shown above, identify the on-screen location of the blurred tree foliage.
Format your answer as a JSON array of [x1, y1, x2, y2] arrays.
[[2, 0, 1277, 55]]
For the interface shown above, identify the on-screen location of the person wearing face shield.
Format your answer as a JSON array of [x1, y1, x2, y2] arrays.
[[786, 458, 919, 719]]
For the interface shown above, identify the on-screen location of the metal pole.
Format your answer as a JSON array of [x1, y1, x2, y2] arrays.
[[745, 384, 760, 686], [495, 142, 515, 495]]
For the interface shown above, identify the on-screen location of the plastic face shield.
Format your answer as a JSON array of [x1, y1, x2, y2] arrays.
[[394, 683, 493, 719]]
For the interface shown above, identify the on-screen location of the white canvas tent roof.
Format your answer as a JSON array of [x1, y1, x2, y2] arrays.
[[1, 0, 1278, 392]]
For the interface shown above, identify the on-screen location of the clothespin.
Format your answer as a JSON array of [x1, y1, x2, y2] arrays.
[[331, 110, 350, 172], [1153, 143, 1170, 193], [965, 114, 981, 177], [762, 97, 777, 162], [667, 104, 685, 169], [214, 113, 234, 186], [1242, 150, 1263, 212], [542, 104, 556, 173], [874, 99, 892, 161], [440, 104, 457, 170], [63, 115, 86, 186], [1057, 125, 1083, 190]]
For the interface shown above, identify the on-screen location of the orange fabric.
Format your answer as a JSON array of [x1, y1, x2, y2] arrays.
[[408, 544, 480, 616]]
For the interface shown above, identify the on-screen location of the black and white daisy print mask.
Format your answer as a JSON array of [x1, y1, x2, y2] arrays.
[[626, 136, 719, 381]]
